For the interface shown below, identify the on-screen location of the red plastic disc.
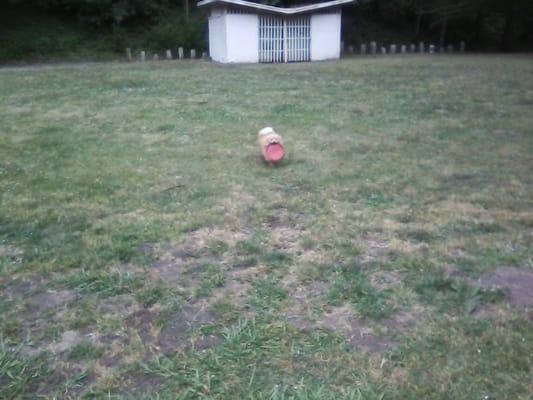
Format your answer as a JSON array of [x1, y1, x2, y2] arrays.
[[266, 143, 285, 162]]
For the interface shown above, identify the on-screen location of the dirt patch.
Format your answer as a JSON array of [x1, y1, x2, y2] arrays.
[[370, 271, 404, 292], [282, 277, 330, 329], [138, 243, 156, 257], [34, 363, 92, 398], [0, 244, 24, 263], [187, 226, 248, 249], [358, 235, 391, 264], [149, 257, 192, 286], [126, 308, 160, 344], [347, 332, 396, 353], [476, 266, 533, 310], [98, 294, 136, 317], [25, 289, 76, 317], [127, 373, 166, 396], [157, 302, 217, 354], [283, 279, 396, 353], [384, 305, 425, 333], [1, 274, 46, 299], [270, 226, 302, 253], [47, 330, 83, 354], [149, 226, 247, 284], [262, 208, 308, 255], [221, 268, 261, 308], [319, 305, 396, 353]]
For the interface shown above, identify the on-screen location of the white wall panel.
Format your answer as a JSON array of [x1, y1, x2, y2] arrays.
[[310, 12, 341, 61], [208, 7, 227, 63], [226, 13, 259, 63]]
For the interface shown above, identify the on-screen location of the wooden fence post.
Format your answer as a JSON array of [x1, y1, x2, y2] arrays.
[[419, 42, 425, 53], [370, 41, 377, 55], [429, 44, 435, 54], [202, 51, 208, 60], [126, 48, 132, 61], [190, 49, 196, 59], [348, 45, 354, 54], [140, 51, 146, 62], [447, 44, 454, 52], [153, 54, 159, 61], [401, 45, 406, 54], [166, 49, 172, 60], [381, 46, 387, 55], [390, 44, 396, 54], [360, 43, 367, 55], [410, 43, 416, 53], [178, 47, 184, 60]]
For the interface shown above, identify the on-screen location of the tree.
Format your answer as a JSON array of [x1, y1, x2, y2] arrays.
[[35, 0, 174, 26]]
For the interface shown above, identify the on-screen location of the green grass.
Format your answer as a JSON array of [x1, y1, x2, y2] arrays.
[[0, 55, 532, 398]]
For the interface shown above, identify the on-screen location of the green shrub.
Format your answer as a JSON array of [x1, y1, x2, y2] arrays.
[[143, 13, 206, 51]]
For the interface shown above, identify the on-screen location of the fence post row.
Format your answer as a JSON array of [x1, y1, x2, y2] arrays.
[[347, 41, 464, 56], [126, 39, 466, 63]]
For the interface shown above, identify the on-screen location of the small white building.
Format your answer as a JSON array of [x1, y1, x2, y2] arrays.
[[197, 0, 355, 63]]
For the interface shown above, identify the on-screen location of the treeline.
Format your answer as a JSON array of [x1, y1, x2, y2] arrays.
[[0, 0, 205, 61], [344, 0, 533, 52], [11, 0, 187, 26], [1, 0, 532, 62]]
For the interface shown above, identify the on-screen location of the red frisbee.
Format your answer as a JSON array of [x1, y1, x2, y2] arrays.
[[266, 143, 285, 163]]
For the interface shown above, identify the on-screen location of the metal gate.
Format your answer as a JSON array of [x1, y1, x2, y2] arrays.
[[259, 15, 311, 63]]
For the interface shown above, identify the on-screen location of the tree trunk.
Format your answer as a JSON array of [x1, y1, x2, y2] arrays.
[[415, 10, 422, 37], [502, 0, 518, 52], [373, 0, 385, 20], [184, 0, 189, 21], [439, 17, 447, 48], [473, 8, 484, 49]]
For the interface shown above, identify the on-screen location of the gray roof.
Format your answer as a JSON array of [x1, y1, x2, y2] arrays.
[[197, 0, 356, 14]]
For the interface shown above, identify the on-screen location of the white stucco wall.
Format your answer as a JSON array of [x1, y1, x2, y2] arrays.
[[310, 12, 341, 61], [208, 8, 227, 63], [207, 8, 343, 63], [225, 13, 259, 63]]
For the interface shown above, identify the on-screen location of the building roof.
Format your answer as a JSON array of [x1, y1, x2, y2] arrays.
[[197, 0, 356, 14]]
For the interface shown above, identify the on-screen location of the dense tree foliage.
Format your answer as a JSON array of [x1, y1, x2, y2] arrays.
[[347, 0, 533, 51], [1, 0, 531, 61], [25, 0, 175, 25]]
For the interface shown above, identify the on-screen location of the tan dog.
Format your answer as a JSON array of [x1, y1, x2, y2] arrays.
[[258, 127, 285, 164]]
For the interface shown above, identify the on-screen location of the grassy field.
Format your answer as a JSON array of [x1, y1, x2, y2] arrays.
[[1, 55, 532, 399]]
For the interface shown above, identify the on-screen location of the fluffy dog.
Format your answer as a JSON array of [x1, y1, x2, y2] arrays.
[[258, 127, 285, 164]]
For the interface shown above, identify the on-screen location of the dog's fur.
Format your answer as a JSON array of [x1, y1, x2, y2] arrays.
[[258, 127, 284, 163]]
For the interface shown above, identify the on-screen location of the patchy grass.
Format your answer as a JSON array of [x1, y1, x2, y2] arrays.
[[0, 55, 532, 398]]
